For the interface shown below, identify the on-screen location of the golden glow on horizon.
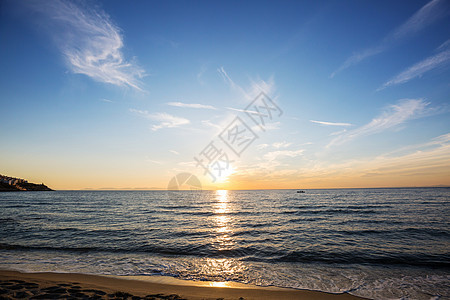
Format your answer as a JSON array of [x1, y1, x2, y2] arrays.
[[220, 146, 450, 190], [3, 141, 449, 190]]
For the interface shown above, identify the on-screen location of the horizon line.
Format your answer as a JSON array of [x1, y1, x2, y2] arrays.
[[57, 185, 450, 191]]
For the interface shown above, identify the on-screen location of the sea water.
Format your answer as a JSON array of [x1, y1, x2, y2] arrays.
[[0, 188, 448, 299]]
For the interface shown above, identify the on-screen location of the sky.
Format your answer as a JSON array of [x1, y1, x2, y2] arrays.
[[0, 0, 449, 190]]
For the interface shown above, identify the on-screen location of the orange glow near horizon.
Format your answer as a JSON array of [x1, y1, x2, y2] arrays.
[[4, 149, 449, 191]]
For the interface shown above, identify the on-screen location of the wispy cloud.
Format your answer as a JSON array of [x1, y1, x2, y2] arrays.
[[178, 161, 197, 168], [388, 0, 447, 41], [145, 157, 163, 165], [437, 39, 450, 51], [217, 67, 276, 100], [169, 150, 180, 155], [225, 107, 266, 116], [379, 48, 450, 90], [310, 120, 352, 126], [252, 121, 281, 132], [129, 108, 151, 118], [330, 129, 347, 136], [331, 0, 447, 78], [201, 120, 222, 130], [167, 102, 216, 110], [31, 0, 145, 90], [272, 141, 292, 149], [149, 113, 190, 131], [256, 144, 269, 150], [248, 76, 276, 99], [197, 64, 207, 85], [328, 99, 431, 146], [217, 67, 247, 96], [263, 149, 304, 161], [100, 98, 113, 103], [383, 132, 450, 157], [129, 109, 190, 131]]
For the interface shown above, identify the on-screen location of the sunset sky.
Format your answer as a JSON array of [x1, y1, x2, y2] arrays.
[[1, 0, 449, 190]]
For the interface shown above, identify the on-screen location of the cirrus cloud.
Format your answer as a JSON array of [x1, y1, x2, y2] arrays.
[[379, 47, 450, 90], [30, 0, 145, 90], [328, 99, 432, 147], [331, 0, 448, 78], [129, 109, 190, 131], [310, 120, 352, 126], [167, 102, 216, 110]]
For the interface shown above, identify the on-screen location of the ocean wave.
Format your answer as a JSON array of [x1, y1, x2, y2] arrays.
[[1, 242, 448, 269]]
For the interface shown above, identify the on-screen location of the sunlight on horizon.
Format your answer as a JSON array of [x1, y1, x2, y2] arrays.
[[214, 165, 236, 184]]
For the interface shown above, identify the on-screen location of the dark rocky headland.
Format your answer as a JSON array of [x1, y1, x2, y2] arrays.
[[0, 174, 53, 191]]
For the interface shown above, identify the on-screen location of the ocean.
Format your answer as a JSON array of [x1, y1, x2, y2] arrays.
[[0, 188, 448, 299]]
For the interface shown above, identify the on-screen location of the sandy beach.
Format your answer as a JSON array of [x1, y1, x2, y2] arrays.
[[0, 270, 364, 299]]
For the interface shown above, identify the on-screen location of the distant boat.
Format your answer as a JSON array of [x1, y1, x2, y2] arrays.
[[297, 190, 305, 193]]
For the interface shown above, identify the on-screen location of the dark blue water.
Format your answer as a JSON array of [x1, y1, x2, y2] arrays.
[[0, 188, 449, 299]]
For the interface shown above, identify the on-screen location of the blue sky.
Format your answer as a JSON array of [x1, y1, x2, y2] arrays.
[[0, 0, 449, 189]]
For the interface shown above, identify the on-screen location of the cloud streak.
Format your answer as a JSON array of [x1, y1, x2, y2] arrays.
[[32, 0, 145, 90], [167, 102, 216, 110], [129, 109, 190, 131], [331, 0, 447, 78], [217, 67, 276, 101], [201, 120, 222, 130], [328, 99, 430, 146], [273, 141, 292, 149], [225, 107, 266, 116], [310, 120, 352, 126], [217, 67, 247, 97], [379, 48, 450, 90], [264, 149, 304, 161]]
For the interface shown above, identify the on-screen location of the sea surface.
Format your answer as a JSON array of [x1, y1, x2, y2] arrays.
[[0, 188, 449, 299]]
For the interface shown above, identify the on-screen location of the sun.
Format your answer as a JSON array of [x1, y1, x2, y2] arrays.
[[215, 164, 235, 184]]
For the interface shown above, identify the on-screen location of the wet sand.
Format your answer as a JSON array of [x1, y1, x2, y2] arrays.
[[0, 270, 364, 299]]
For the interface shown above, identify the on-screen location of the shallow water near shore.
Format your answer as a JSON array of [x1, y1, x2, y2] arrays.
[[0, 188, 449, 299]]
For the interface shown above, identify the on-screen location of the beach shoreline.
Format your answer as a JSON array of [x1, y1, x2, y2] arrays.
[[0, 269, 364, 299]]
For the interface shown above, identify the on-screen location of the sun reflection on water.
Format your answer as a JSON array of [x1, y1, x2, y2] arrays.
[[213, 190, 234, 250], [200, 191, 247, 284]]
